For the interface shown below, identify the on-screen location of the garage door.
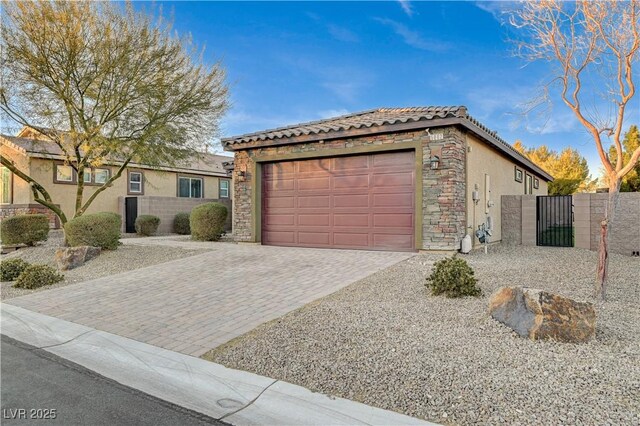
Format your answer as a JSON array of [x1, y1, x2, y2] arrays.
[[262, 151, 415, 251]]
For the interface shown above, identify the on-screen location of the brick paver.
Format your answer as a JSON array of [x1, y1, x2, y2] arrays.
[[5, 241, 413, 357]]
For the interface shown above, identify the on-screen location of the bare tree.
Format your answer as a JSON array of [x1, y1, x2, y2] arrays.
[[510, 0, 640, 301], [1, 1, 229, 225]]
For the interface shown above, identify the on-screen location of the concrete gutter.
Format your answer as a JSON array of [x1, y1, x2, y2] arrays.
[[1, 304, 435, 425]]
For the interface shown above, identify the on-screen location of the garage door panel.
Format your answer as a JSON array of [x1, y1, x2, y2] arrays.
[[333, 232, 369, 247], [334, 194, 369, 208], [373, 213, 413, 228], [334, 174, 369, 189], [298, 176, 331, 191], [333, 155, 369, 170], [334, 213, 369, 227], [265, 196, 295, 209], [263, 214, 295, 226], [298, 195, 331, 208], [298, 232, 331, 245], [373, 193, 413, 208], [373, 234, 413, 249], [262, 151, 415, 251], [298, 214, 330, 226]]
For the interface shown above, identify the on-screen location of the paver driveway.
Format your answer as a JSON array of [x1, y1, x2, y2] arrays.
[[5, 241, 412, 356]]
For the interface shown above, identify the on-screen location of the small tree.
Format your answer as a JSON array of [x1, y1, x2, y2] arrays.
[[510, 0, 640, 301], [0, 1, 228, 225], [610, 125, 640, 192]]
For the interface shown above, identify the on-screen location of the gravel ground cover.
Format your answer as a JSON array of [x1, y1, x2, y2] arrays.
[[1, 231, 209, 300], [205, 245, 640, 425]]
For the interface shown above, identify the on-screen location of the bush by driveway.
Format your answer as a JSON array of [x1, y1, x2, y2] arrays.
[[205, 246, 640, 425]]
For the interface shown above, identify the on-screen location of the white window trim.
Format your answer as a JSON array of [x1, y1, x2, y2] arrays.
[[56, 164, 74, 182], [129, 171, 143, 194], [94, 168, 110, 184], [83, 169, 92, 183], [219, 180, 229, 198]]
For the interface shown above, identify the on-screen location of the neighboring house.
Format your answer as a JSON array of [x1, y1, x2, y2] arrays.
[[222, 106, 551, 252], [1, 128, 233, 233]]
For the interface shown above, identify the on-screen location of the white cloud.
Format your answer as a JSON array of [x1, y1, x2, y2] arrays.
[[327, 24, 359, 43], [398, 0, 414, 17], [373, 18, 451, 52], [474, 1, 517, 22]]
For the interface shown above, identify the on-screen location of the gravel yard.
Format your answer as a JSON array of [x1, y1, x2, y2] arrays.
[[205, 245, 640, 425], [1, 231, 209, 300]]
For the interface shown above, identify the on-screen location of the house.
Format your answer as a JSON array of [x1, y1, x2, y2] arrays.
[[222, 106, 551, 252], [1, 128, 233, 234]]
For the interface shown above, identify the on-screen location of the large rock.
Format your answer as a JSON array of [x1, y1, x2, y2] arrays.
[[488, 286, 596, 343], [55, 246, 101, 271]]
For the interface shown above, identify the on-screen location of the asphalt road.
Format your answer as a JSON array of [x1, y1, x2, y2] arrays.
[[0, 335, 227, 425]]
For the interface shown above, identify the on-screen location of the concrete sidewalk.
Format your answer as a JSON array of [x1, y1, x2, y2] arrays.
[[1, 304, 434, 426]]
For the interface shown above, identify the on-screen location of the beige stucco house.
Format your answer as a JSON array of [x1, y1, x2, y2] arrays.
[[1, 128, 233, 233], [222, 106, 551, 252]]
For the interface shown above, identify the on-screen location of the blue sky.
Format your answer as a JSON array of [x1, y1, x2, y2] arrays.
[[157, 0, 638, 177]]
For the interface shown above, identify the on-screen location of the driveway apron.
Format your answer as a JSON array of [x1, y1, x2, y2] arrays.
[[5, 243, 413, 356]]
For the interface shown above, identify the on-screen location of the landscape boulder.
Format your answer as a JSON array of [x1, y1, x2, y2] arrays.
[[488, 286, 596, 343], [55, 246, 101, 271]]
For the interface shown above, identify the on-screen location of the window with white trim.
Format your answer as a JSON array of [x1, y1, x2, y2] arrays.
[[178, 176, 203, 198], [83, 169, 92, 183], [129, 171, 143, 193], [219, 180, 229, 198]]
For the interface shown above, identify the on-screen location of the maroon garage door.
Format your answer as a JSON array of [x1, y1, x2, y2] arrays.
[[262, 151, 415, 251]]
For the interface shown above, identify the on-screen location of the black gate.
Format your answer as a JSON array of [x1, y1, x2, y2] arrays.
[[536, 195, 574, 247], [125, 197, 138, 233]]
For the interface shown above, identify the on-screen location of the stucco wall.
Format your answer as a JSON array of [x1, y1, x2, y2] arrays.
[[466, 134, 548, 246], [24, 158, 228, 219], [1, 144, 32, 204]]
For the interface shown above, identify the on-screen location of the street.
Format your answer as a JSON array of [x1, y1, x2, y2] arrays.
[[0, 335, 226, 425]]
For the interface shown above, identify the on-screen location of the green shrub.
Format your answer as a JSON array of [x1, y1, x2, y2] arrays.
[[65, 212, 121, 250], [190, 203, 227, 241], [173, 212, 191, 235], [14, 264, 64, 289], [0, 258, 30, 281], [426, 255, 481, 298], [135, 215, 160, 236], [1, 214, 49, 246]]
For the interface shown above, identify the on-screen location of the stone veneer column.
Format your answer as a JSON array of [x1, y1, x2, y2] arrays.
[[231, 150, 253, 242], [421, 127, 466, 251]]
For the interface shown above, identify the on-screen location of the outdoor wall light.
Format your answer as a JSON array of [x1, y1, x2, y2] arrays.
[[430, 155, 440, 170]]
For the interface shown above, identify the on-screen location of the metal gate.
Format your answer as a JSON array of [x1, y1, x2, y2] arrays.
[[536, 195, 574, 247], [125, 197, 138, 233]]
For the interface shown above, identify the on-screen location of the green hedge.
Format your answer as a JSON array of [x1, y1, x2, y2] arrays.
[[173, 212, 191, 235], [190, 203, 227, 241], [0, 258, 30, 281], [14, 264, 64, 289], [65, 212, 121, 250], [1, 214, 49, 246], [135, 215, 160, 236]]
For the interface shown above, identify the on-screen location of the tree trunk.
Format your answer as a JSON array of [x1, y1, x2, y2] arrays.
[[595, 177, 621, 301]]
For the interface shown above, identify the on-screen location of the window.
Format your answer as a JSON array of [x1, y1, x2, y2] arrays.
[[83, 169, 92, 183], [94, 168, 110, 184], [1, 166, 12, 204], [534, 177, 539, 189], [56, 164, 74, 182], [514, 167, 523, 183], [219, 180, 230, 198], [178, 176, 203, 198], [525, 174, 533, 194], [128, 171, 143, 194]]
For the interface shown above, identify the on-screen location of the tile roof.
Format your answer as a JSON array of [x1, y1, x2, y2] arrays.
[[0, 134, 232, 177], [221, 106, 553, 181]]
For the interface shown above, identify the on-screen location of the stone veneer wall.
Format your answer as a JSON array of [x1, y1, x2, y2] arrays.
[[0, 204, 61, 228], [502, 193, 639, 256], [119, 196, 232, 234], [231, 126, 467, 250]]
